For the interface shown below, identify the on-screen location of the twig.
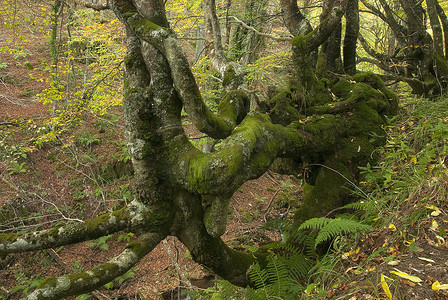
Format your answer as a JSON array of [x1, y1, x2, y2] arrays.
[[226, 15, 292, 42], [162, 238, 194, 289], [0, 174, 84, 223], [309, 163, 369, 199], [264, 188, 281, 222]]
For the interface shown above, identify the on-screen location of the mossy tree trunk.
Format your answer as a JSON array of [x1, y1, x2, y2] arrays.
[[0, 0, 398, 298]]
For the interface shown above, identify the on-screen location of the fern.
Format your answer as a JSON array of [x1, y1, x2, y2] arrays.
[[248, 262, 269, 291], [266, 257, 290, 297], [341, 201, 368, 211], [241, 252, 312, 299], [299, 217, 372, 248]]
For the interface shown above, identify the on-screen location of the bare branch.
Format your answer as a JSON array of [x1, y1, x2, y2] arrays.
[[227, 15, 292, 42]]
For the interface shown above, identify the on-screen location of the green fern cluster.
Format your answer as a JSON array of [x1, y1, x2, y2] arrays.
[[298, 217, 372, 249]]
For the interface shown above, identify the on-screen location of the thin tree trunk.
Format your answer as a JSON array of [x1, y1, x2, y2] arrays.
[[343, 0, 359, 75]]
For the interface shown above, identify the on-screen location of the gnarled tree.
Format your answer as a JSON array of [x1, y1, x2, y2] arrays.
[[1, 0, 397, 298]]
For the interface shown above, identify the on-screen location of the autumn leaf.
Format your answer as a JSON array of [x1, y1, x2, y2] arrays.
[[390, 269, 422, 283], [381, 273, 392, 299], [432, 281, 448, 291]]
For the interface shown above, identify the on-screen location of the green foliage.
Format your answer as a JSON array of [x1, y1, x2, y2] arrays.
[[86, 234, 112, 251], [7, 161, 27, 174], [247, 51, 292, 89], [8, 272, 42, 297], [299, 217, 372, 249], [103, 268, 135, 290], [117, 232, 134, 243], [359, 96, 448, 230], [75, 130, 101, 148], [209, 253, 311, 299]]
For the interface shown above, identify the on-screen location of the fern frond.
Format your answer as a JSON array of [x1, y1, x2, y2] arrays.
[[299, 217, 332, 231], [282, 254, 313, 281], [248, 263, 269, 290], [266, 257, 290, 297], [313, 218, 372, 248], [341, 201, 368, 211]]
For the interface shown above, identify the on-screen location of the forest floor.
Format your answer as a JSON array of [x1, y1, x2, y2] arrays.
[[1, 11, 448, 300]]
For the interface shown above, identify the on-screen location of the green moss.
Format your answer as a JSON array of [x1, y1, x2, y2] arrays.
[[294, 157, 353, 225], [203, 195, 230, 237], [302, 114, 339, 149], [85, 212, 114, 233], [222, 65, 237, 88], [0, 232, 21, 242], [37, 276, 57, 289], [332, 78, 353, 98], [291, 31, 314, 50], [217, 90, 250, 124], [127, 241, 145, 256], [125, 11, 162, 37], [267, 90, 301, 125]]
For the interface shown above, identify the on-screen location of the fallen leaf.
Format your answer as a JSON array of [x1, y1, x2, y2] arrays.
[[418, 257, 435, 263], [381, 273, 392, 300], [390, 269, 422, 283], [436, 235, 445, 245], [389, 224, 397, 231], [431, 220, 439, 230], [432, 281, 448, 291], [400, 279, 416, 286], [387, 260, 400, 266], [427, 205, 441, 216]]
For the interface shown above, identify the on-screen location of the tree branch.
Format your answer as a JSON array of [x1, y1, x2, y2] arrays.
[[0, 198, 164, 255], [85, 2, 110, 11], [227, 15, 292, 42], [26, 232, 163, 299], [279, 0, 313, 36]]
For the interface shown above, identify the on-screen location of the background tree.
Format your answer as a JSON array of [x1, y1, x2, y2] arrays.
[[1, 0, 398, 298], [360, 0, 448, 96]]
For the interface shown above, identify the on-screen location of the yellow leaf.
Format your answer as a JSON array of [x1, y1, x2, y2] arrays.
[[381, 273, 392, 299], [431, 220, 439, 230], [410, 156, 417, 164], [432, 281, 440, 291], [427, 205, 441, 216], [388, 224, 397, 231], [390, 269, 422, 283]]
